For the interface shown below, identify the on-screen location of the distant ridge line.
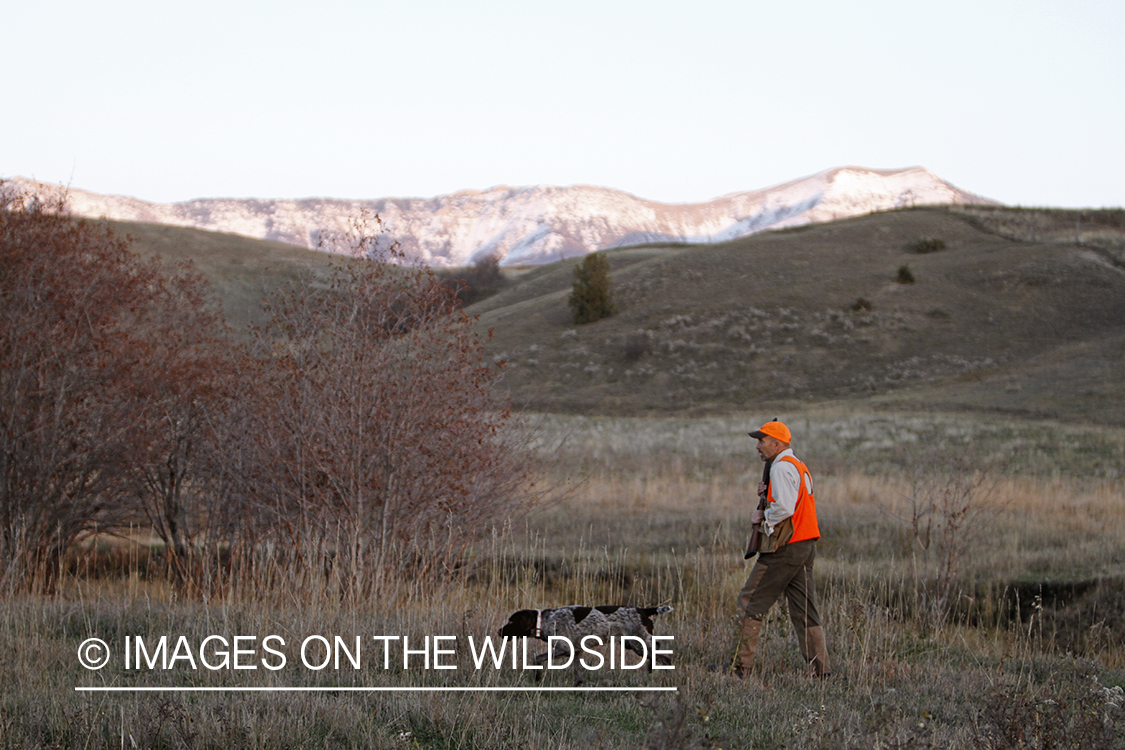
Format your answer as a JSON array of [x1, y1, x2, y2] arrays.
[[5, 166, 998, 267]]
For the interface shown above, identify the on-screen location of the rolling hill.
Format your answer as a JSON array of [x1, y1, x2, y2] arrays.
[[107, 220, 366, 332], [468, 206, 1125, 423], [108, 205, 1125, 425]]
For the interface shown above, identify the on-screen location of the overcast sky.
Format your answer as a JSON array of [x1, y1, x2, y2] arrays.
[[4, 0, 1122, 207]]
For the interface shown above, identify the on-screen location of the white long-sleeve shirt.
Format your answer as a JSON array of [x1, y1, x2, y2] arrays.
[[764, 448, 801, 537]]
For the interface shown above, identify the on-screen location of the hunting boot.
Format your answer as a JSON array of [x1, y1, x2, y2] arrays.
[[732, 618, 762, 677], [801, 625, 831, 677]]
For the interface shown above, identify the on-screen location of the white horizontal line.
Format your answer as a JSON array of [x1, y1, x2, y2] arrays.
[[75, 686, 677, 693]]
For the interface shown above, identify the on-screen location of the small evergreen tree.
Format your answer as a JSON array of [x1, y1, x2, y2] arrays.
[[568, 252, 617, 324]]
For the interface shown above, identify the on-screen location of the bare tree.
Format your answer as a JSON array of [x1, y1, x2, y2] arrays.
[[124, 282, 244, 588], [244, 224, 533, 598]]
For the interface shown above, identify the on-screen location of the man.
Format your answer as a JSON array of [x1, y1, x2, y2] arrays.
[[733, 419, 830, 677]]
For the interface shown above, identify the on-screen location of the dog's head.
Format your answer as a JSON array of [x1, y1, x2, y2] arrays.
[[638, 605, 673, 634], [498, 609, 542, 639]]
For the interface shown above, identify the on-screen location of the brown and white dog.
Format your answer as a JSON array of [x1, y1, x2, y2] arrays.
[[498, 605, 673, 683]]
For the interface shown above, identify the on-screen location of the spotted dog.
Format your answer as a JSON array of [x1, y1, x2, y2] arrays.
[[498, 605, 673, 683]]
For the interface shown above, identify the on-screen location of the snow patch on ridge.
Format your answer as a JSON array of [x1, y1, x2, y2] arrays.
[[4, 167, 997, 267]]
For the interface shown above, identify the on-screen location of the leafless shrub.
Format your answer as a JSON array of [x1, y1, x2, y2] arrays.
[[622, 330, 652, 363], [239, 226, 535, 599], [881, 457, 1003, 629], [438, 252, 509, 306], [906, 237, 946, 254]]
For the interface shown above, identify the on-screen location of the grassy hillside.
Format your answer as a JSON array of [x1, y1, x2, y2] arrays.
[[470, 207, 1125, 423], [108, 207, 1125, 424], [112, 219, 357, 332]]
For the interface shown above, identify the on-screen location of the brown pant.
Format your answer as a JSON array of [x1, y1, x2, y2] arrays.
[[737, 539, 822, 630]]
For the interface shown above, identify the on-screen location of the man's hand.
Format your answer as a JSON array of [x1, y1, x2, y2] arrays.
[[751, 509, 765, 525], [758, 482, 768, 496]]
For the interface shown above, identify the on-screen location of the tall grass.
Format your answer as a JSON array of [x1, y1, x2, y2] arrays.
[[2, 411, 1123, 748]]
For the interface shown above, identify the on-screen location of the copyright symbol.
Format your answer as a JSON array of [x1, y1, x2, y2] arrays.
[[78, 638, 110, 670]]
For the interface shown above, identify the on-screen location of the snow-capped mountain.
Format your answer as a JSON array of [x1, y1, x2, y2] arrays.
[[5, 167, 997, 267]]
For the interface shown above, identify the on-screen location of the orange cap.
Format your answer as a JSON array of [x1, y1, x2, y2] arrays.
[[748, 419, 791, 444]]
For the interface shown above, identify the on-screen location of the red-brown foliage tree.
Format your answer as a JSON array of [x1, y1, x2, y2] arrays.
[[1, 196, 532, 598], [0, 186, 235, 591]]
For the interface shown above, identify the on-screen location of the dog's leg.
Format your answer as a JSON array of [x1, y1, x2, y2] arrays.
[[643, 636, 673, 671], [533, 642, 570, 683], [533, 650, 548, 683], [572, 659, 586, 687], [622, 638, 652, 673]]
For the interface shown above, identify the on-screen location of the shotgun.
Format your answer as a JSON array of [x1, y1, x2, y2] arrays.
[[744, 458, 772, 559]]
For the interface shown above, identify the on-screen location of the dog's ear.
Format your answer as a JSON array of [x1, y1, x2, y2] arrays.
[[638, 607, 659, 634], [498, 609, 537, 638]]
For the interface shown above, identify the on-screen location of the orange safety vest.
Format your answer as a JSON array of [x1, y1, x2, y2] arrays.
[[766, 455, 820, 545]]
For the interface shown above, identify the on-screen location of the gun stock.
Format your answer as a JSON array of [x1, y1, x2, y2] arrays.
[[744, 459, 772, 559]]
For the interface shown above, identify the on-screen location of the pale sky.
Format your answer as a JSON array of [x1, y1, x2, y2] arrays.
[[4, 0, 1122, 207]]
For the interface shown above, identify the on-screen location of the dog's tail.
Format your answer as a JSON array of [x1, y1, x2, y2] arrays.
[[646, 605, 673, 616]]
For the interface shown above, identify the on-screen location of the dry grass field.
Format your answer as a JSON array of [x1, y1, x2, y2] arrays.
[[3, 411, 1123, 749]]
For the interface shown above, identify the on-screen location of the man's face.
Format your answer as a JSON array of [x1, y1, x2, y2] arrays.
[[756, 436, 785, 462]]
